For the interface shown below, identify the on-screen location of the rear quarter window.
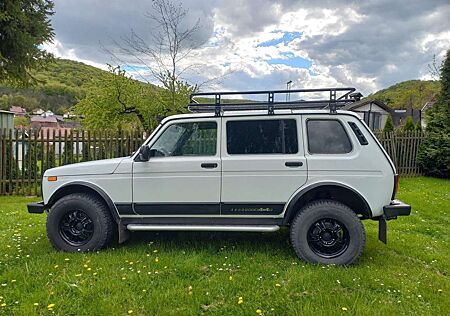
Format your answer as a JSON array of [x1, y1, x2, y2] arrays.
[[307, 119, 352, 154]]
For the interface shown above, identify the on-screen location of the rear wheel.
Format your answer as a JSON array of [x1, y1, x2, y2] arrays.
[[290, 200, 365, 265], [46, 193, 116, 252]]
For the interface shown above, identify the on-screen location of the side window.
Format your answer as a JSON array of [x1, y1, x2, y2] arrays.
[[307, 120, 352, 154], [227, 119, 298, 155], [151, 121, 217, 157]]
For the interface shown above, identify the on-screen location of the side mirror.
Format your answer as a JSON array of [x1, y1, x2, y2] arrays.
[[138, 145, 150, 161]]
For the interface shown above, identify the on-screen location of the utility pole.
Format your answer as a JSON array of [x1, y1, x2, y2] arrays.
[[286, 80, 292, 101]]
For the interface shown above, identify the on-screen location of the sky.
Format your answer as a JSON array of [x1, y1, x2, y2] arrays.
[[43, 0, 450, 96]]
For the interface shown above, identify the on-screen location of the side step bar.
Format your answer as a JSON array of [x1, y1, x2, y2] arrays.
[[127, 224, 280, 233]]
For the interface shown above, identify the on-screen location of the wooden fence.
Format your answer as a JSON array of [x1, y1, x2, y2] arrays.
[[374, 131, 426, 177], [0, 128, 144, 196], [0, 128, 426, 196]]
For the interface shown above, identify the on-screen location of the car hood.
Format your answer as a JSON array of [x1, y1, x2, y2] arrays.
[[44, 157, 127, 177]]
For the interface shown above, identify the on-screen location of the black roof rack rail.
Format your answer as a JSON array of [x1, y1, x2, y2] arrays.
[[188, 87, 361, 116]]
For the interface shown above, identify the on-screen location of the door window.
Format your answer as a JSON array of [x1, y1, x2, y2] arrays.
[[151, 121, 217, 157], [226, 119, 298, 155]]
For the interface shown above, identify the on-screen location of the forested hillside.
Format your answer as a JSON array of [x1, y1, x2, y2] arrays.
[[366, 80, 440, 109], [0, 59, 442, 116], [0, 59, 109, 114]]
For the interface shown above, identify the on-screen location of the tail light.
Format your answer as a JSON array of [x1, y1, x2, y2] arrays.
[[392, 174, 399, 199]]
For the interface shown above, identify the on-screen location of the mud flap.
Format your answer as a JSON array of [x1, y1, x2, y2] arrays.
[[378, 216, 387, 244], [118, 221, 130, 244]]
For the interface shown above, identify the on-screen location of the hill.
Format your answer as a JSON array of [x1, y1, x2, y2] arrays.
[[0, 59, 110, 114], [366, 80, 441, 109]]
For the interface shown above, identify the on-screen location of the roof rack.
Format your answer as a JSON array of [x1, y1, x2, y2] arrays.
[[188, 87, 362, 116]]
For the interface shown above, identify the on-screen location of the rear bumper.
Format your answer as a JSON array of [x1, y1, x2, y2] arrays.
[[27, 201, 46, 214], [383, 199, 411, 219]]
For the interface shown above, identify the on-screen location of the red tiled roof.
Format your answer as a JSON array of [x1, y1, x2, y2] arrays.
[[9, 106, 27, 114], [31, 115, 58, 123]]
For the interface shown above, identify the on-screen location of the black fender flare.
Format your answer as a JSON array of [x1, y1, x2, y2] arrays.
[[282, 182, 372, 225], [47, 181, 121, 224]]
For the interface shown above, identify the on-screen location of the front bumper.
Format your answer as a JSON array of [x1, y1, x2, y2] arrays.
[[27, 201, 46, 214], [378, 199, 411, 244]]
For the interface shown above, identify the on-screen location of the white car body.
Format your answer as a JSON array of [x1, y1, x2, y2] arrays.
[[42, 109, 395, 221]]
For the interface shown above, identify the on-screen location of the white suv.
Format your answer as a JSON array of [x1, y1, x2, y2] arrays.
[[28, 88, 411, 265]]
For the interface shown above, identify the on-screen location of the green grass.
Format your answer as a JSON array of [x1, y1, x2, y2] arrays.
[[0, 177, 449, 315]]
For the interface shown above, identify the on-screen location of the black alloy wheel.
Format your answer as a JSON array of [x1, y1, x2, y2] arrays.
[[306, 218, 350, 258], [59, 210, 94, 246]]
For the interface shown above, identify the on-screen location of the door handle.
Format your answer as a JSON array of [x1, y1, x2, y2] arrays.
[[201, 163, 218, 169], [285, 161, 303, 167]]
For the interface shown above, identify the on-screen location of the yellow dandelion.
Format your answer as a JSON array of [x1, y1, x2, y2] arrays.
[[93, 272, 98, 276], [142, 289, 147, 292], [64, 258, 70, 261], [83, 264, 88, 268], [342, 307, 348, 311], [47, 303, 55, 309], [438, 289, 443, 293], [33, 303, 39, 306], [75, 274, 82, 277], [155, 257, 159, 263], [11, 280, 16, 283], [238, 297, 243, 304], [146, 254, 150, 257], [122, 277, 126, 280], [229, 276, 233, 280], [54, 265, 59, 269], [275, 283, 281, 287], [1, 303, 6, 307], [256, 309, 262, 315], [129, 262, 134, 265], [128, 310, 133, 314], [87, 268, 92, 271], [153, 249, 158, 253]]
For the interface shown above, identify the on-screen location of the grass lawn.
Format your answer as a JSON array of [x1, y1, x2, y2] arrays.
[[0, 177, 449, 315]]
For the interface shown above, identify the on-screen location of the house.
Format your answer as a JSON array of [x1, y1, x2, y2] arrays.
[[391, 108, 421, 127], [9, 105, 27, 117], [0, 110, 14, 131], [32, 108, 45, 115], [342, 99, 391, 130], [30, 115, 59, 129], [43, 110, 54, 117]]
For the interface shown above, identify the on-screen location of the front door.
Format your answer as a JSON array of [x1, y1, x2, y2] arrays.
[[220, 116, 307, 216], [132, 118, 221, 215]]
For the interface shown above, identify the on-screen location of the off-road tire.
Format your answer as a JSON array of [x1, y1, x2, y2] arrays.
[[290, 199, 365, 265], [46, 193, 116, 252]]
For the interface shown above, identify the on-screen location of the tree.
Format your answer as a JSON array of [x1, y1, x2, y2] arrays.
[[417, 50, 450, 178], [14, 116, 30, 128], [403, 116, 415, 131], [114, 0, 205, 113], [383, 114, 394, 132], [0, 0, 54, 86], [74, 65, 166, 133]]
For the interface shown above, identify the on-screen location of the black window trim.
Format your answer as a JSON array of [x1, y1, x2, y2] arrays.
[[150, 120, 219, 157], [306, 118, 354, 155], [348, 121, 369, 145], [225, 118, 299, 155]]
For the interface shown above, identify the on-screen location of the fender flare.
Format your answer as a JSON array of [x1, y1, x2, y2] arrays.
[[47, 181, 121, 224], [283, 181, 372, 224]]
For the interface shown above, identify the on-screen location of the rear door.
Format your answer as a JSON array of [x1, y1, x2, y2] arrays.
[[220, 116, 307, 216]]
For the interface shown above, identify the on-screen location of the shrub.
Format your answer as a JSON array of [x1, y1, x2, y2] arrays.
[[417, 50, 450, 178], [383, 114, 394, 132]]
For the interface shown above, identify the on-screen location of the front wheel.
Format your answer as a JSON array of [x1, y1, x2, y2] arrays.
[[290, 200, 365, 265], [46, 193, 116, 252]]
